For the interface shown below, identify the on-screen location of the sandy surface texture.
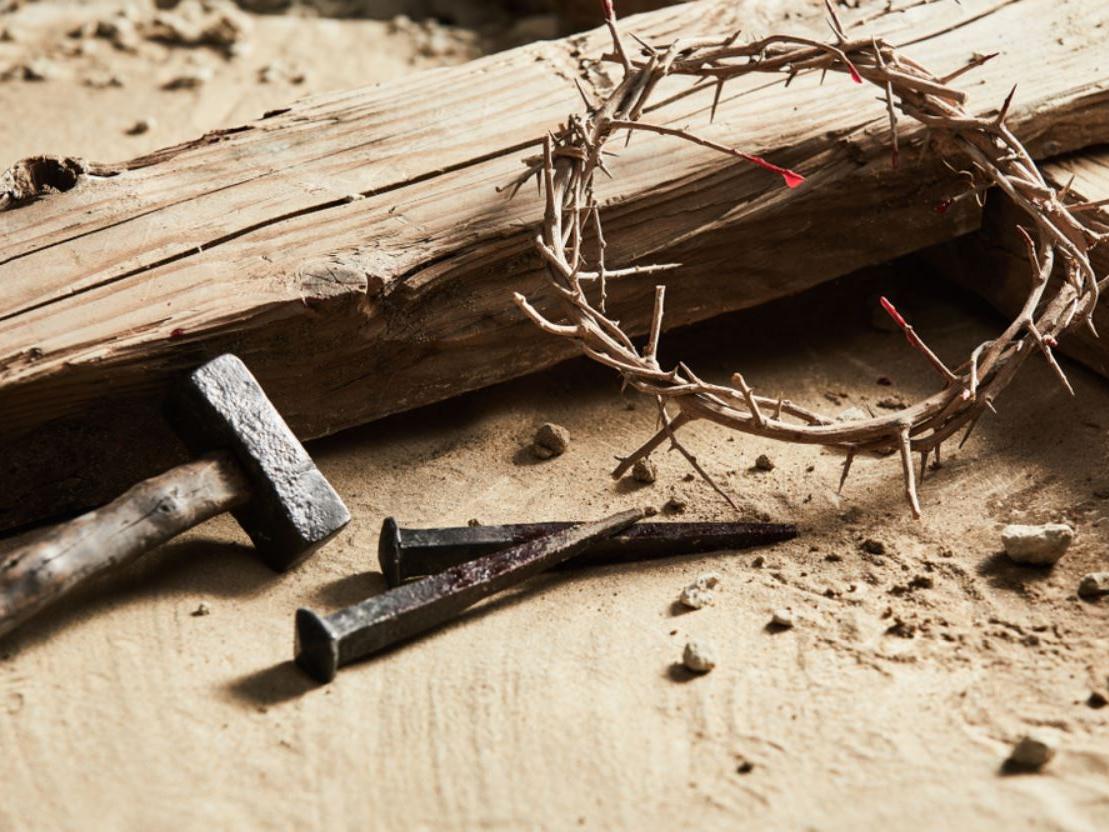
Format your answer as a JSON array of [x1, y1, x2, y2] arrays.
[[0, 0, 495, 162], [1, 2, 1107, 830], [1, 272, 1107, 830]]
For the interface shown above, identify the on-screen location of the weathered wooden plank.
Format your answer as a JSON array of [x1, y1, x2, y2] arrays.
[[1, 0, 1108, 531]]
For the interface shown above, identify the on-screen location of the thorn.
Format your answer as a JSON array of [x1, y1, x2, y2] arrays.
[[838, 449, 855, 494], [710, 79, 725, 124], [1028, 323, 1075, 396], [958, 411, 982, 449], [897, 425, 922, 519], [939, 51, 998, 84], [1058, 173, 1076, 202], [573, 78, 595, 110], [628, 32, 655, 56], [879, 297, 958, 384], [823, 0, 846, 41], [995, 84, 1017, 126]]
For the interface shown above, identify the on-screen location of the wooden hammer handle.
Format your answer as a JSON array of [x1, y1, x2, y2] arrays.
[[0, 452, 250, 640]]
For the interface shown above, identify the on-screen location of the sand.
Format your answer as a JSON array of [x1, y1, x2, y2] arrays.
[[1, 3, 1107, 830]]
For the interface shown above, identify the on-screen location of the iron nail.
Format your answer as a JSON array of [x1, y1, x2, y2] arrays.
[[378, 519, 798, 586], [295, 508, 644, 682]]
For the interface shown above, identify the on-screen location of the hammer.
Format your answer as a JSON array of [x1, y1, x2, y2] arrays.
[[0, 354, 350, 639]]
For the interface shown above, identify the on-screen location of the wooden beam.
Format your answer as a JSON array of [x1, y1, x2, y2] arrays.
[[2, 0, 1108, 531]]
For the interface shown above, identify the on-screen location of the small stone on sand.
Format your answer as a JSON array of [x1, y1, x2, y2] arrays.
[[662, 497, 686, 515], [1087, 691, 1107, 709], [1077, 571, 1109, 598], [1002, 523, 1073, 565], [679, 573, 721, 609], [191, 603, 210, 617], [632, 457, 657, 483], [754, 454, 775, 472], [257, 60, 306, 85], [861, 538, 885, 555], [771, 608, 794, 629], [1006, 734, 1055, 770], [125, 118, 154, 135], [531, 422, 569, 459], [162, 66, 212, 90], [682, 640, 716, 673]]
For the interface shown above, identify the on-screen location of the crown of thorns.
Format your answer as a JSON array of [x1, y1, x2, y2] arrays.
[[509, 1, 1107, 517]]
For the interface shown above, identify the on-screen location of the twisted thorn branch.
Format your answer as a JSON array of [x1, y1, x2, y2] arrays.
[[510, 4, 1104, 516]]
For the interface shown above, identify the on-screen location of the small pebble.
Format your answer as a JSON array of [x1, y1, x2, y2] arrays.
[[257, 60, 306, 85], [1077, 571, 1109, 598], [125, 118, 153, 136], [1087, 691, 1107, 709], [861, 538, 885, 555], [754, 454, 775, 472], [679, 573, 721, 609], [1006, 734, 1055, 770], [1002, 523, 1074, 565], [162, 66, 213, 90], [662, 496, 686, 515], [467, 518, 481, 527], [770, 608, 794, 629], [632, 457, 657, 484], [682, 640, 716, 673], [3, 58, 55, 82], [531, 422, 569, 459], [191, 603, 210, 617], [83, 72, 123, 88]]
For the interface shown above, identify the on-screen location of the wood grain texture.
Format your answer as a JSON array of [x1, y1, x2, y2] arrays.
[[2, 0, 1108, 531], [0, 453, 247, 638]]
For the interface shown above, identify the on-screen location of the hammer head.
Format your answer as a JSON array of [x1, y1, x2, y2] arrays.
[[168, 354, 350, 571]]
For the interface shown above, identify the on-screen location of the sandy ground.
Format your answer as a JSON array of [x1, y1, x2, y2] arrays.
[[1, 2, 1107, 830], [0, 0, 519, 162]]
